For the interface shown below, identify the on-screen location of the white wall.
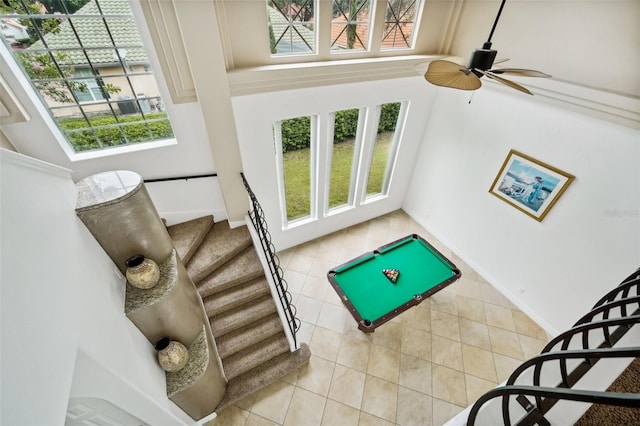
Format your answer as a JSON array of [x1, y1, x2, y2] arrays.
[[0, 149, 193, 425], [403, 85, 640, 335], [145, 177, 228, 226]]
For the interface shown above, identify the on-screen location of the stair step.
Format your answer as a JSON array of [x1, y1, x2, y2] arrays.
[[166, 216, 213, 265], [222, 333, 290, 380], [196, 247, 264, 299], [207, 282, 275, 331], [217, 313, 284, 359], [216, 343, 311, 412], [204, 277, 271, 318], [186, 221, 251, 283]]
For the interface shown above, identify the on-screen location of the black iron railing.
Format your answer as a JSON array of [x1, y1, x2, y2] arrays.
[[240, 173, 300, 347], [467, 268, 640, 426]]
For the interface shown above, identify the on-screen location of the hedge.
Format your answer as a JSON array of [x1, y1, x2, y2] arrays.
[[280, 102, 401, 152], [58, 112, 174, 152]]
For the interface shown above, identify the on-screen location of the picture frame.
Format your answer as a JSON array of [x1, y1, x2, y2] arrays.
[[489, 150, 575, 222]]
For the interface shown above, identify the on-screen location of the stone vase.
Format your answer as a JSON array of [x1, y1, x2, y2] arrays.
[[125, 254, 160, 289], [154, 337, 189, 372]]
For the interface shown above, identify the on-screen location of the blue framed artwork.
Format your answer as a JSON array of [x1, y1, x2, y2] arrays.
[[489, 150, 575, 221]]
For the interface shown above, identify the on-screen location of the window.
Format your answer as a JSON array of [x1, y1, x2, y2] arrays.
[[331, 0, 371, 51], [274, 115, 315, 223], [268, 0, 316, 55], [272, 102, 405, 226], [365, 101, 402, 196], [0, 0, 174, 153], [328, 108, 361, 209], [268, 0, 423, 57], [381, 0, 420, 49], [73, 69, 106, 102]]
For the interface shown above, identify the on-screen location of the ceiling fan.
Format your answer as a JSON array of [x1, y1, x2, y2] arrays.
[[424, 0, 551, 95]]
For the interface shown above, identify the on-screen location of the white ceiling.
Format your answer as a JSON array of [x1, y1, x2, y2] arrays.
[[442, 0, 639, 97]]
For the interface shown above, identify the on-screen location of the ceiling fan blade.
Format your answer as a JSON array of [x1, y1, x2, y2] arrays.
[[425, 60, 482, 91], [493, 58, 510, 65], [488, 68, 551, 78], [413, 56, 466, 74], [476, 69, 533, 95]]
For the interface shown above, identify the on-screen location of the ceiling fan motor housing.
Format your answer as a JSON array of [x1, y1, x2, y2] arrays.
[[468, 48, 498, 76]]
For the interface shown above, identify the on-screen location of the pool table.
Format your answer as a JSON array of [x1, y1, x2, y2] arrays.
[[327, 234, 461, 332]]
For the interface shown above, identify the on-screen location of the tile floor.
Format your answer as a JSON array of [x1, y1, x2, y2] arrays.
[[210, 210, 549, 426]]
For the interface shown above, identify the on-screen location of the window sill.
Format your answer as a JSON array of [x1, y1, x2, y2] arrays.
[[227, 55, 439, 96], [69, 138, 178, 163]]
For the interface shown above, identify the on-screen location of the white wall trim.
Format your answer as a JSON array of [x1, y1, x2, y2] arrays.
[[0, 148, 72, 179], [228, 55, 437, 96], [486, 77, 640, 130], [138, 0, 197, 104], [0, 73, 30, 125]]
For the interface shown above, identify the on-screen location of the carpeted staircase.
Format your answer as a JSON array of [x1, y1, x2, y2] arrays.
[[167, 216, 310, 411], [574, 357, 640, 426]]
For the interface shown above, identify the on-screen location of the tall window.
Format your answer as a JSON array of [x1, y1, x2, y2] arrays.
[[273, 102, 405, 226], [366, 102, 402, 196], [275, 115, 315, 222], [268, 0, 316, 55], [0, 0, 174, 153], [328, 108, 360, 209]]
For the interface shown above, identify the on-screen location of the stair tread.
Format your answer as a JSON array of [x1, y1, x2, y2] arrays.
[[207, 280, 274, 328], [216, 343, 311, 412], [187, 221, 251, 283], [196, 247, 264, 298], [217, 313, 284, 359], [210, 293, 278, 337], [222, 333, 290, 380], [166, 216, 213, 265]]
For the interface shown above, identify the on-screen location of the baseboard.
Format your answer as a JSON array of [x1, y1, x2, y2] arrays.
[[402, 207, 559, 337]]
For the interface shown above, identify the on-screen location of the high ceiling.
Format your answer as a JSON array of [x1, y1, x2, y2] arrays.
[[219, 0, 639, 98], [438, 0, 639, 97]]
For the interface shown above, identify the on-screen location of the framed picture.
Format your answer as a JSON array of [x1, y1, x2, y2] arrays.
[[489, 150, 575, 221]]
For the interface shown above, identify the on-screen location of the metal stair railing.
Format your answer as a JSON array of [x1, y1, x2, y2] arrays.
[[468, 385, 640, 426], [467, 268, 640, 426], [499, 347, 640, 425], [240, 173, 301, 347]]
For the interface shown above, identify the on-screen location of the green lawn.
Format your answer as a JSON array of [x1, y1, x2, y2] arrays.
[[283, 132, 393, 220]]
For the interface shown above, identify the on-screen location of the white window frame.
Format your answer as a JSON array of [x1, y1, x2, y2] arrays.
[[273, 114, 319, 229], [324, 106, 366, 215], [0, 0, 182, 161], [265, 0, 425, 62], [272, 101, 407, 228]]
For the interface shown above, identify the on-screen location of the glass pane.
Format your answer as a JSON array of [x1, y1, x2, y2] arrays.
[[329, 108, 359, 209], [381, 0, 419, 49], [331, 0, 371, 51], [279, 116, 312, 221], [0, 0, 175, 153], [267, 0, 315, 55], [366, 102, 401, 196]]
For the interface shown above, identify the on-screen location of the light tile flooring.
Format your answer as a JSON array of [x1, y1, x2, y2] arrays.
[[210, 210, 549, 426]]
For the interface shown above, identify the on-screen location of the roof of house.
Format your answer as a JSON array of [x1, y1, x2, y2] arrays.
[[29, 0, 148, 67], [330, 12, 414, 50], [269, 5, 315, 54]]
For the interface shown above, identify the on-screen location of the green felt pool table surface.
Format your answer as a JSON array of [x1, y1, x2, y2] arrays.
[[327, 234, 461, 332]]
